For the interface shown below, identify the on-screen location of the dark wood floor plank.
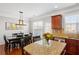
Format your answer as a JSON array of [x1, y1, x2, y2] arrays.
[[0, 45, 22, 55]]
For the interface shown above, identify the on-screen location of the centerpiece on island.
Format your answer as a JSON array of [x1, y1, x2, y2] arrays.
[[43, 32, 53, 44]]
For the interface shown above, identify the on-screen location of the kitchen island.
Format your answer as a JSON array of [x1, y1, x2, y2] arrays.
[[23, 40, 66, 55]]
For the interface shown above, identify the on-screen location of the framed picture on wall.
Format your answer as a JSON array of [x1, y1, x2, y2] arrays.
[[5, 22, 23, 30]]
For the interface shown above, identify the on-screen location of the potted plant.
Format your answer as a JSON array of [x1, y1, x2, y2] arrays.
[[43, 32, 53, 44]]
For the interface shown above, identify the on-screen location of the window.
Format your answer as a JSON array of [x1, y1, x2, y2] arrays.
[[32, 21, 43, 36], [31, 20, 52, 36], [23, 22, 29, 33], [44, 22, 52, 33], [64, 15, 79, 34]]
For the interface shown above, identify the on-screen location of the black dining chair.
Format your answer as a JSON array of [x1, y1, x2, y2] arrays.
[[12, 33, 17, 37], [12, 32, 23, 48], [33, 35, 41, 42], [3, 35, 13, 53], [10, 38, 22, 48], [24, 36, 31, 45], [21, 35, 32, 54], [24, 34, 29, 37], [4, 35, 9, 52], [4, 35, 22, 53], [17, 34, 23, 38]]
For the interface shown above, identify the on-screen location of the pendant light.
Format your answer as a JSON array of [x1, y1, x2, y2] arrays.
[[16, 11, 26, 26]]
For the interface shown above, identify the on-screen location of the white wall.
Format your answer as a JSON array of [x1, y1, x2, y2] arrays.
[[0, 16, 29, 44], [30, 4, 79, 20], [29, 3, 79, 36], [29, 16, 51, 38]]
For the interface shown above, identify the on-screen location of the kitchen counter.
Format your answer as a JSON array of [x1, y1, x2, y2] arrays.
[[52, 32, 79, 40], [53, 34, 79, 40]]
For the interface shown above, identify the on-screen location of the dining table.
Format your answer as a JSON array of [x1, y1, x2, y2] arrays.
[[23, 40, 66, 55], [6, 36, 23, 48], [7, 36, 22, 42]]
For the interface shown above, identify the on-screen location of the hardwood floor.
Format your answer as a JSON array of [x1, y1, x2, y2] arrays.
[[0, 45, 22, 55], [0, 45, 5, 55], [0, 44, 72, 55]]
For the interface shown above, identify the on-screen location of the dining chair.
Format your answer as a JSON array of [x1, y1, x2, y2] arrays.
[[24, 34, 29, 36], [3, 35, 13, 53], [12, 33, 17, 37], [21, 35, 32, 55], [4, 35, 9, 53], [12, 33, 23, 49], [24, 36, 31, 45], [17, 34, 23, 38], [4, 35, 22, 53], [33, 36, 41, 42], [11, 38, 22, 48]]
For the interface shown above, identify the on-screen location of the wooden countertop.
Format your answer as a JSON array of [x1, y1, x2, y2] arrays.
[[23, 40, 66, 55]]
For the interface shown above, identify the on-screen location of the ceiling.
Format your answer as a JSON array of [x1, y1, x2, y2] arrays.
[[0, 3, 76, 19]]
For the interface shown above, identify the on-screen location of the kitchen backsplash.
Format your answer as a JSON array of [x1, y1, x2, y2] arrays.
[[52, 29, 79, 39]]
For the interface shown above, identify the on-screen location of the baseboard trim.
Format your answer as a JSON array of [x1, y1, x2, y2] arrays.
[[0, 42, 5, 45]]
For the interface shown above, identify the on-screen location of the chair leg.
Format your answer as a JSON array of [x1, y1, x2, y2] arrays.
[[22, 48, 24, 55], [4, 44, 6, 51], [4, 44, 8, 54], [21, 45, 25, 55], [21, 42, 24, 55], [14, 43, 16, 48], [20, 43, 21, 48], [8, 44, 11, 52]]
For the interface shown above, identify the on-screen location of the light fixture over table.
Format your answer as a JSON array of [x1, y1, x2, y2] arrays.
[[16, 11, 26, 26]]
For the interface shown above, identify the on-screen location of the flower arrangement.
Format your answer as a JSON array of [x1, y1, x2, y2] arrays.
[[43, 32, 53, 40]]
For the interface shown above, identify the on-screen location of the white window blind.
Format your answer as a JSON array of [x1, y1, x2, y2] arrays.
[[44, 22, 52, 33], [32, 21, 43, 36], [64, 15, 79, 34]]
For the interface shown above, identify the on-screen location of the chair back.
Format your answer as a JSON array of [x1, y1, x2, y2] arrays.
[[21, 35, 30, 47], [12, 33, 17, 37], [25, 36, 31, 42], [17, 33, 23, 38], [4, 35, 8, 43], [24, 34, 28, 36], [33, 36, 41, 42]]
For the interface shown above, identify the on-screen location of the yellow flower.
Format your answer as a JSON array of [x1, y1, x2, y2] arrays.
[[43, 33, 53, 40]]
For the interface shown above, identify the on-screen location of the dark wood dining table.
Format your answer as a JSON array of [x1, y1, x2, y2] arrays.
[[7, 36, 22, 42], [7, 36, 23, 48], [7, 36, 21, 40]]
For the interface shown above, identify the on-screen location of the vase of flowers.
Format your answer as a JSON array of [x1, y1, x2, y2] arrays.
[[43, 32, 53, 45]]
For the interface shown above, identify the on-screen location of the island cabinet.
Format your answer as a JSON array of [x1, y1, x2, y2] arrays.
[[65, 39, 77, 55], [65, 39, 79, 55], [51, 15, 62, 29], [77, 40, 79, 55]]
